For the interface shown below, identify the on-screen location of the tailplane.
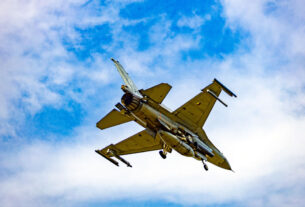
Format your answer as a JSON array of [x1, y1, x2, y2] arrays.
[[139, 83, 172, 104], [96, 108, 133, 130]]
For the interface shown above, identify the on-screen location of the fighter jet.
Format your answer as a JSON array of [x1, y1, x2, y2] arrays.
[[95, 58, 237, 171]]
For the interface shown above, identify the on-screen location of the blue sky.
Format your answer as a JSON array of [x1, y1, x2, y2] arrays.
[[0, 0, 305, 206]]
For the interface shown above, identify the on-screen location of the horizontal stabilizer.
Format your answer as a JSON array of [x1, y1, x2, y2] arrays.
[[96, 109, 133, 130], [140, 83, 172, 104]]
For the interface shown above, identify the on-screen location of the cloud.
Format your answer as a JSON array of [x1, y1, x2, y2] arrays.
[[0, 0, 205, 139], [177, 13, 211, 29], [0, 0, 126, 137], [0, 0, 305, 207], [1, 61, 305, 207]]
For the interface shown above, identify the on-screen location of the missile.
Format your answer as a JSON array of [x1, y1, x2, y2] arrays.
[[207, 89, 228, 107], [213, 78, 237, 98], [95, 150, 119, 166], [107, 149, 132, 167]]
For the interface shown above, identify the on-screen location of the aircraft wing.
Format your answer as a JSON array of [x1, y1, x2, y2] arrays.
[[172, 79, 236, 129], [139, 83, 172, 104], [96, 109, 133, 130], [95, 129, 162, 166]]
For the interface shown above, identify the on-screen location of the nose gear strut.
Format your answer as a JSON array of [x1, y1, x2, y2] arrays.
[[202, 159, 209, 171]]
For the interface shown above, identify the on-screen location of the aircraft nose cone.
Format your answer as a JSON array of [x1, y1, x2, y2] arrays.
[[219, 158, 233, 171]]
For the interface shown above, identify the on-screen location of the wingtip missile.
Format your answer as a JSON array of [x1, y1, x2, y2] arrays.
[[213, 78, 237, 98], [95, 150, 119, 167], [108, 149, 133, 168], [207, 89, 228, 107]]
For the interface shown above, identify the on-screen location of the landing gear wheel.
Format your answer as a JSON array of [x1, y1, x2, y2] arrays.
[[159, 150, 167, 159], [204, 163, 209, 171], [202, 159, 208, 171]]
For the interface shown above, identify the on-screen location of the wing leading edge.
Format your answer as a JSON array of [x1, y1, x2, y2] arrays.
[[95, 129, 162, 167], [173, 79, 236, 130]]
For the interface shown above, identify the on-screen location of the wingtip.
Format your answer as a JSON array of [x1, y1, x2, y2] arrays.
[[213, 78, 237, 98], [95, 149, 120, 167]]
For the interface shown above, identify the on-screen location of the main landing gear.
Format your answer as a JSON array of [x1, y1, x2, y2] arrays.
[[202, 160, 209, 171], [159, 150, 167, 159], [159, 144, 171, 159]]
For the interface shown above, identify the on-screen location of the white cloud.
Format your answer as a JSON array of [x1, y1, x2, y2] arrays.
[[1, 56, 305, 207], [0, 0, 203, 139], [0, 0, 125, 137], [0, 0, 305, 206], [177, 13, 211, 29]]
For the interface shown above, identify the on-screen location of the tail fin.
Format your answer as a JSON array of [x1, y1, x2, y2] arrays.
[[111, 58, 141, 96]]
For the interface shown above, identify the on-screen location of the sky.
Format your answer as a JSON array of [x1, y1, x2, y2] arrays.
[[0, 0, 305, 206]]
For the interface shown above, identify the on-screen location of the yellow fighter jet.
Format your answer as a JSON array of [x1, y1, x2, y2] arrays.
[[95, 58, 236, 171]]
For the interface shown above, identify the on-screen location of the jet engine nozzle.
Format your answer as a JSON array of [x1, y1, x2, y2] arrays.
[[121, 93, 141, 111]]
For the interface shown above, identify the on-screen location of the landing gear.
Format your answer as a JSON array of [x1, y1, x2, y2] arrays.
[[204, 163, 209, 171], [159, 144, 172, 159], [159, 150, 167, 159], [202, 160, 208, 171]]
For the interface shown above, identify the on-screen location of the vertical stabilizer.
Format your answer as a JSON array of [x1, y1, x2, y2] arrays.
[[111, 58, 141, 96]]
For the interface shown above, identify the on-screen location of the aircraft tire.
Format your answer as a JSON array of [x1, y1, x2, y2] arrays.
[[204, 164, 209, 171], [159, 150, 166, 159]]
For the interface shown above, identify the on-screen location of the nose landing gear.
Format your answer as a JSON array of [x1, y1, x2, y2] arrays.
[[202, 160, 209, 171]]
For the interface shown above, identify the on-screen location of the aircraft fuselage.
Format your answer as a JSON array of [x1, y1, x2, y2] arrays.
[[120, 88, 215, 163], [95, 58, 235, 171]]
